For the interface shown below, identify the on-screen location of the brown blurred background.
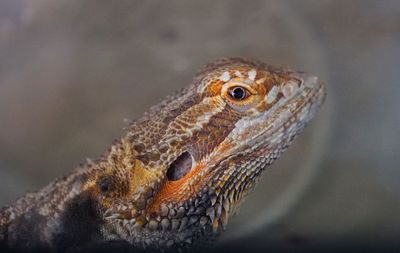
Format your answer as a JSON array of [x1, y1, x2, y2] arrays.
[[0, 0, 399, 252]]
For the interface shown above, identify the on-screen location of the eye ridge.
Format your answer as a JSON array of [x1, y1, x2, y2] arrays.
[[228, 86, 248, 100]]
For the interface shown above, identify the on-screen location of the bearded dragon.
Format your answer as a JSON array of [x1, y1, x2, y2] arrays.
[[0, 58, 326, 252]]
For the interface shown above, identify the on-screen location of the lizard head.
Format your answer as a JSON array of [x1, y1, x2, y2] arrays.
[[85, 58, 326, 249]]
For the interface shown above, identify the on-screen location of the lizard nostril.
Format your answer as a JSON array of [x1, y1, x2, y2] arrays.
[[166, 152, 193, 181]]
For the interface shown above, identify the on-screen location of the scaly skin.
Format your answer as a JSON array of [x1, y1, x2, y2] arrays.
[[0, 58, 326, 252]]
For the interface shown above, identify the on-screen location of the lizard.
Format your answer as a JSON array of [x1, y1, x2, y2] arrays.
[[0, 57, 326, 252]]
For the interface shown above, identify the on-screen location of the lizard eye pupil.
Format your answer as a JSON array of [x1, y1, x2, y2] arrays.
[[228, 86, 246, 100]]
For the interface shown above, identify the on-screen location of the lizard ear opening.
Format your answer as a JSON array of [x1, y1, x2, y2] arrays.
[[166, 152, 193, 181]]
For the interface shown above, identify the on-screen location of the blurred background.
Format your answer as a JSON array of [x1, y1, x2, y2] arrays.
[[0, 0, 399, 252]]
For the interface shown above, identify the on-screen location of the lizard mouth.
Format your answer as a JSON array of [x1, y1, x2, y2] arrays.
[[166, 151, 194, 181]]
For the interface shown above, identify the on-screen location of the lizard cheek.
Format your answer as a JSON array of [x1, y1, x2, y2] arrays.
[[166, 152, 193, 181]]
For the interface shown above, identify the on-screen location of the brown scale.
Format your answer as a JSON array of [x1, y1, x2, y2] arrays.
[[190, 106, 241, 161]]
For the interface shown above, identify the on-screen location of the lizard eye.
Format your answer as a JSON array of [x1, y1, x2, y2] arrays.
[[223, 84, 257, 112], [228, 86, 248, 100]]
